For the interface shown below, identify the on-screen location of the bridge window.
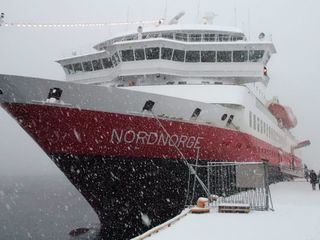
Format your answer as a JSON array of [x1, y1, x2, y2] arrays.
[[186, 51, 200, 62], [82, 61, 93, 72], [161, 47, 173, 60], [218, 34, 229, 41], [172, 49, 185, 62], [175, 33, 188, 41], [135, 48, 145, 61], [233, 51, 248, 62], [189, 34, 201, 42], [217, 51, 232, 62], [92, 59, 103, 70], [161, 33, 174, 39], [249, 111, 252, 128], [201, 51, 216, 62], [63, 64, 74, 74], [73, 63, 83, 73], [253, 114, 256, 130], [121, 50, 134, 62], [102, 58, 113, 69], [249, 50, 265, 62], [204, 34, 216, 41], [146, 47, 160, 60]]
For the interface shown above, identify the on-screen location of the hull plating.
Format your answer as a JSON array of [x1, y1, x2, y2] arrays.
[[0, 102, 293, 238]]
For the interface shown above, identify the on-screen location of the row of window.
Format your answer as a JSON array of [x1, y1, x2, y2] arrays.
[[249, 111, 285, 144], [114, 32, 244, 44], [64, 48, 265, 74], [121, 47, 265, 63], [63, 52, 120, 74]]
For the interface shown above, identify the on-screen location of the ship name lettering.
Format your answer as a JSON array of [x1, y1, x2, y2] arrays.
[[111, 129, 202, 149]]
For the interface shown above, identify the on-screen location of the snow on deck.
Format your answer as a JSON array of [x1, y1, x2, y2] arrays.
[[148, 180, 320, 240]]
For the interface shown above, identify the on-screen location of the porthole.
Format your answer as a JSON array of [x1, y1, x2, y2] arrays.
[[221, 114, 228, 121]]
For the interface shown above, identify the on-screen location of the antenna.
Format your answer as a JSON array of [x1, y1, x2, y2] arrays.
[[126, 6, 130, 31], [196, 0, 201, 23], [234, 0, 238, 27], [163, 0, 168, 21], [247, 9, 251, 40]]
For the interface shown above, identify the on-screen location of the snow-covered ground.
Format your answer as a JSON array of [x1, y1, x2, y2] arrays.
[[148, 179, 320, 240]]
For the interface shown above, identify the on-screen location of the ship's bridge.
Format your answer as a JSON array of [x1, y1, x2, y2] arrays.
[[93, 24, 246, 50], [57, 24, 276, 86]]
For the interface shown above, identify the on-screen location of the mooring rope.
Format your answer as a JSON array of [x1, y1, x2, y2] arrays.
[[150, 111, 210, 198]]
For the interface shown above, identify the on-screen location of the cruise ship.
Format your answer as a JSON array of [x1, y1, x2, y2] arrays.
[[0, 13, 310, 239]]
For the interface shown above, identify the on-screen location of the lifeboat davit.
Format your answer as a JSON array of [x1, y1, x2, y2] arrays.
[[268, 102, 297, 129]]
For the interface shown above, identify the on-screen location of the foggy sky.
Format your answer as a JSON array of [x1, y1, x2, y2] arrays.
[[0, 0, 319, 176]]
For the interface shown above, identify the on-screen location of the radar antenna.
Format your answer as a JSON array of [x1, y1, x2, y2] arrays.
[[168, 11, 185, 25], [203, 12, 217, 25]]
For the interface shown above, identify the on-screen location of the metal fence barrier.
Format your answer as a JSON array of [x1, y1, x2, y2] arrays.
[[187, 162, 273, 211]]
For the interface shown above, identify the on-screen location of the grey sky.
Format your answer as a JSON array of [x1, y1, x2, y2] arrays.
[[0, 0, 319, 176]]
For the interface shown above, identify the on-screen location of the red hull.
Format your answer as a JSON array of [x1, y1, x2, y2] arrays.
[[2, 103, 301, 168]]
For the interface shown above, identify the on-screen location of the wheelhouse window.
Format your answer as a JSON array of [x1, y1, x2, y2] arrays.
[[201, 51, 216, 62], [161, 47, 173, 60], [82, 61, 93, 72], [146, 47, 160, 60], [64, 64, 74, 74], [134, 48, 145, 61], [218, 34, 229, 41], [148, 33, 160, 39], [186, 51, 200, 62], [172, 49, 185, 62], [233, 51, 248, 62], [217, 51, 232, 62], [92, 59, 103, 71], [249, 50, 265, 62], [161, 33, 174, 39], [102, 57, 113, 69], [73, 63, 83, 73], [204, 33, 216, 41], [175, 33, 188, 41], [189, 34, 201, 42], [231, 36, 244, 41], [121, 50, 134, 62]]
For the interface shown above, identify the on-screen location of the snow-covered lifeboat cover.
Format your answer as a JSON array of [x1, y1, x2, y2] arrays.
[[268, 102, 297, 129]]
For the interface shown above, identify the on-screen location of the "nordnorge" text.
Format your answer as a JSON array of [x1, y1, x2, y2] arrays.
[[110, 129, 203, 149]]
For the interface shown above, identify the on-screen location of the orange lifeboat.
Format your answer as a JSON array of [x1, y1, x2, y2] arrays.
[[268, 101, 297, 129]]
